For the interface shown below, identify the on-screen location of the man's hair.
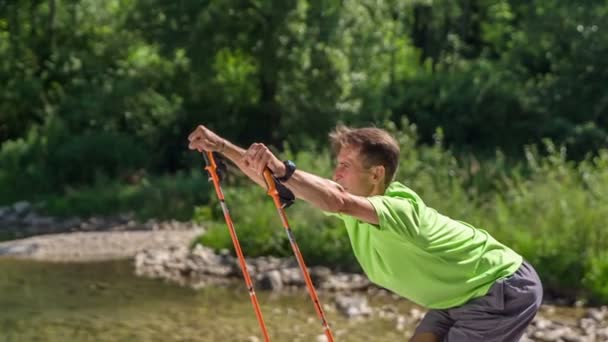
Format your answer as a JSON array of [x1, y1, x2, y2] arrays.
[[329, 125, 400, 187]]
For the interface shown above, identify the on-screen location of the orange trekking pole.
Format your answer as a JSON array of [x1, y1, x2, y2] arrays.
[[203, 151, 271, 342], [262, 170, 335, 342]]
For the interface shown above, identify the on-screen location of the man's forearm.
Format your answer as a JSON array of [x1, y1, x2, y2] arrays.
[[221, 140, 267, 189], [281, 170, 346, 213], [220, 140, 345, 213]]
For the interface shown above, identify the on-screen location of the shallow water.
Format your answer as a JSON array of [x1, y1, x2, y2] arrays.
[[0, 258, 588, 341], [0, 259, 424, 341]]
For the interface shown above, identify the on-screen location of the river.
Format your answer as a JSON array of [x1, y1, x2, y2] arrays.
[[0, 259, 592, 341]]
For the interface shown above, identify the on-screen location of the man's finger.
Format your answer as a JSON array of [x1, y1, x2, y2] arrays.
[[253, 145, 267, 172], [187, 130, 198, 141], [188, 126, 205, 141], [246, 143, 257, 154], [253, 144, 266, 160], [244, 144, 256, 167], [257, 152, 270, 175]]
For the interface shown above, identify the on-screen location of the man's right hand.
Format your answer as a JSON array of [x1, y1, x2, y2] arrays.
[[187, 125, 225, 153]]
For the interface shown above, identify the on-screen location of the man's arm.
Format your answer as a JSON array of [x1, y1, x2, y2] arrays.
[[224, 141, 378, 224], [188, 125, 379, 225], [188, 125, 267, 189], [281, 169, 379, 225], [221, 140, 268, 189], [239, 142, 379, 225]]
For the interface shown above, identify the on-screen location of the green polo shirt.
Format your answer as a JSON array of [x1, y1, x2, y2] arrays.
[[332, 181, 522, 309]]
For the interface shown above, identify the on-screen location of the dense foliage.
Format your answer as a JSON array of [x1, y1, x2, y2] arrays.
[[1, 1, 606, 303]]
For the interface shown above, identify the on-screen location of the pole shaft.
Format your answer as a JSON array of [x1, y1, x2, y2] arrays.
[[263, 170, 335, 342], [205, 152, 271, 342]]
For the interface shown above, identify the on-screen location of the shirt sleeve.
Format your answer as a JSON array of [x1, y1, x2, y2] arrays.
[[366, 195, 420, 240]]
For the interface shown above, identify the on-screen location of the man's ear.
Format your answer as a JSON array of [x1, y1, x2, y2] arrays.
[[372, 165, 386, 185]]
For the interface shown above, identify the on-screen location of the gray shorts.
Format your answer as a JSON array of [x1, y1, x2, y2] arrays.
[[415, 260, 543, 342]]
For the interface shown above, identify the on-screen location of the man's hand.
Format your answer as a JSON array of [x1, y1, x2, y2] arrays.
[[186, 126, 288, 190], [243, 143, 286, 178], [187, 125, 225, 153]]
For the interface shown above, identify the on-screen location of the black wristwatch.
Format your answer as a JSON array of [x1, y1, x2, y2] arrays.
[[276, 160, 296, 182]]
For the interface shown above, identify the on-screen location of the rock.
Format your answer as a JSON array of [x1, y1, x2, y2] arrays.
[[559, 327, 582, 342], [586, 307, 607, 322], [0, 206, 11, 218], [409, 308, 425, 322], [310, 266, 332, 286], [519, 335, 534, 342], [531, 331, 553, 342], [335, 295, 372, 318], [281, 268, 305, 286], [189, 246, 237, 276], [29, 216, 56, 228], [579, 318, 596, 332], [316, 334, 328, 342], [542, 305, 557, 315], [320, 273, 371, 291], [534, 317, 554, 330], [13, 201, 31, 216], [21, 212, 37, 225], [396, 315, 407, 331], [0, 199, 204, 239], [2, 212, 19, 225], [257, 270, 283, 291], [119, 212, 134, 222], [143, 220, 157, 230], [533, 327, 573, 341], [252, 256, 284, 274], [0, 243, 38, 256], [62, 217, 82, 229], [562, 334, 585, 342]]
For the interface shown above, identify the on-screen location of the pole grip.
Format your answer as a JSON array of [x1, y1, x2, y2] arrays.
[[262, 169, 277, 195], [203, 151, 216, 169]]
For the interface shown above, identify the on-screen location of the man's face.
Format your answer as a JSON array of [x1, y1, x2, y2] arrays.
[[332, 145, 376, 196]]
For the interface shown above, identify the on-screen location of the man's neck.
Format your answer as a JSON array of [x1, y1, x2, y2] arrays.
[[369, 184, 387, 197]]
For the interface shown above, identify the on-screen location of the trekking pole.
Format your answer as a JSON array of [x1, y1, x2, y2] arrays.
[[203, 151, 271, 342], [262, 169, 335, 342]]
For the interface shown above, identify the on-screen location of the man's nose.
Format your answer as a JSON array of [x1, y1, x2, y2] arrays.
[[333, 170, 342, 181]]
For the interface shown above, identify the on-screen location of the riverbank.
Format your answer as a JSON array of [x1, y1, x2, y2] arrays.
[[1, 230, 607, 341], [134, 244, 608, 342], [0, 200, 205, 261], [1, 255, 606, 342], [0, 229, 202, 262], [1, 200, 607, 341]]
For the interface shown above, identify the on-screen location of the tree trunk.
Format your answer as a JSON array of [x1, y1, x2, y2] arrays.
[[48, 0, 56, 52]]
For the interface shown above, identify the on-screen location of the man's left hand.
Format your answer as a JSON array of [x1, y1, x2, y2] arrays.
[[243, 143, 286, 178]]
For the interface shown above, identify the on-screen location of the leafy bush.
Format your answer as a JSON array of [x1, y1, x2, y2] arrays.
[[42, 171, 211, 220], [0, 127, 50, 203], [47, 132, 148, 186]]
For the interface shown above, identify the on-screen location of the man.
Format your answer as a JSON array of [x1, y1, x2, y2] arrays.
[[188, 124, 543, 342]]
